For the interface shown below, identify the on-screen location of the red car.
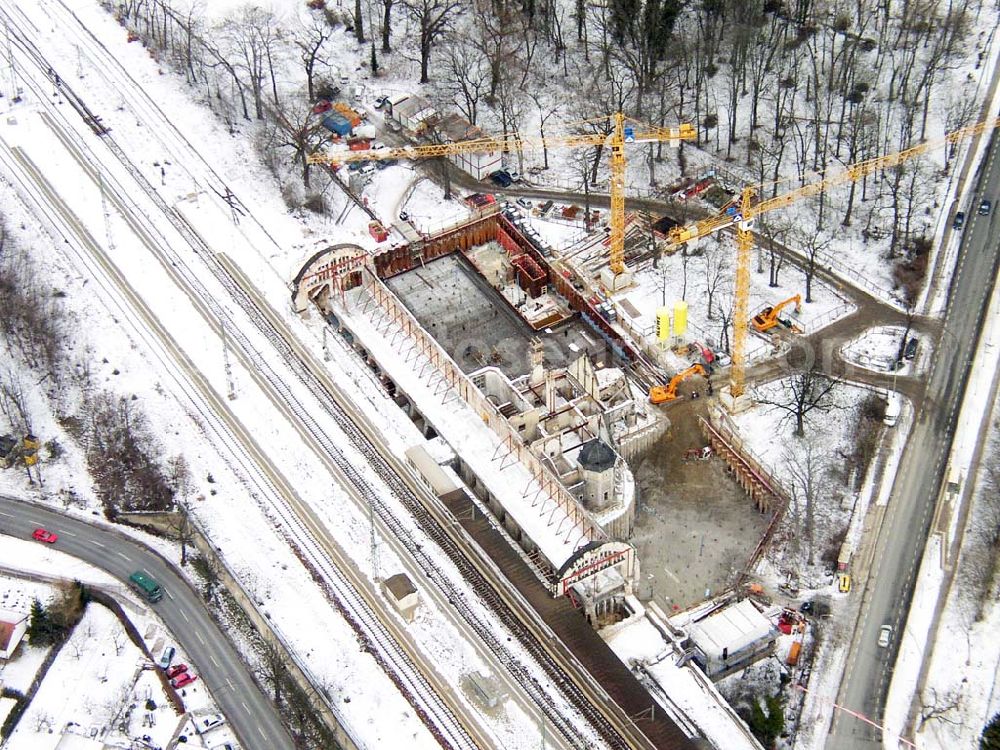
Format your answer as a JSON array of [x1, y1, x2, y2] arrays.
[[165, 663, 187, 679], [171, 672, 197, 689], [312, 100, 332, 114], [32, 528, 58, 544]]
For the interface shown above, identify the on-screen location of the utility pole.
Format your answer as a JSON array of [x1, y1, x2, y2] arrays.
[[99, 173, 115, 255], [221, 324, 237, 400], [369, 498, 380, 582], [4, 22, 20, 103]]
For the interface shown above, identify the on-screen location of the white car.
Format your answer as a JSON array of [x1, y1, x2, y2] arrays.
[[877, 625, 892, 648]]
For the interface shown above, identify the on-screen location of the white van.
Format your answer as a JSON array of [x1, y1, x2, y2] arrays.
[[883, 392, 901, 427]]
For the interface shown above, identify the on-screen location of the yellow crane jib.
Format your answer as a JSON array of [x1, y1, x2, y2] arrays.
[[648, 363, 707, 405], [663, 114, 1000, 400], [307, 113, 695, 280]]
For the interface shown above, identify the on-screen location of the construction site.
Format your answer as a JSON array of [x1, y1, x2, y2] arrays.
[[286, 99, 965, 717]]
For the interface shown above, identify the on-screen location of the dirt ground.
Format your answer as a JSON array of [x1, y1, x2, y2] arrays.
[[630, 397, 773, 612]]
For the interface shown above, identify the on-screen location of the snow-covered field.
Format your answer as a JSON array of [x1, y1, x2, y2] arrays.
[[729, 379, 879, 588], [841, 325, 925, 376], [4, 605, 174, 750]]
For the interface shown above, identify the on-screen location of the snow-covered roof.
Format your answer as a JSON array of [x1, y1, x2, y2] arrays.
[[687, 599, 775, 661], [343, 296, 595, 569], [0, 608, 27, 659], [405, 444, 459, 497], [53, 735, 104, 749]]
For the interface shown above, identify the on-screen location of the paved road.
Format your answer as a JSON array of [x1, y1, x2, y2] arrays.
[[827, 137, 1000, 747], [0, 494, 293, 750]]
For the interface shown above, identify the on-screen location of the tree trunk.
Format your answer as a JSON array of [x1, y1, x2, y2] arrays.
[[382, 0, 393, 52], [355, 0, 365, 42], [420, 38, 431, 83]]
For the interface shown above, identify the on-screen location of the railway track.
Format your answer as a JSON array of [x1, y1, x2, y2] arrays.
[[1, 3, 692, 747]]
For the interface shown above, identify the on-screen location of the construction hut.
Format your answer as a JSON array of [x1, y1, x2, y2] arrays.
[[387, 95, 437, 135], [381, 573, 419, 622], [439, 113, 502, 180], [687, 599, 777, 678]]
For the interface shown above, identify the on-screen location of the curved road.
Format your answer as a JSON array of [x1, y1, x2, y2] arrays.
[[0, 494, 293, 750]]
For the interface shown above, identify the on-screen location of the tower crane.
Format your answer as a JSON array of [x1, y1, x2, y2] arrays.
[[663, 115, 1000, 401], [308, 113, 695, 285]]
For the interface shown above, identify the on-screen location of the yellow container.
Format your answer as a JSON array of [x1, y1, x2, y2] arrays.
[[673, 300, 688, 336], [655, 307, 671, 341]]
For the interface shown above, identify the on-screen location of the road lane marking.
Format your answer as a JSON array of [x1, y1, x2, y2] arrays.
[[116, 552, 130, 561], [242, 701, 250, 713], [210, 654, 220, 668], [180, 609, 189, 623], [196, 630, 206, 646], [227, 678, 235, 692], [61, 530, 76, 537], [258, 725, 266, 739], [91, 540, 105, 548], [166, 590, 175, 601]]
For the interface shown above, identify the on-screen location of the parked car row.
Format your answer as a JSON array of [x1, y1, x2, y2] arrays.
[[160, 646, 198, 689], [489, 169, 521, 188]]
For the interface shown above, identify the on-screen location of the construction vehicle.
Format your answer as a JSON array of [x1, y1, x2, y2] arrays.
[[308, 113, 695, 288], [751, 294, 802, 333], [664, 116, 1000, 401], [649, 364, 706, 404]]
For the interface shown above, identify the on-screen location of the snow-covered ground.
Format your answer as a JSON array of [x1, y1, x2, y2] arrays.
[[613, 234, 853, 367], [4, 604, 175, 750], [841, 325, 924, 376], [0, 1, 996, 749], [0, 3, 616, 748], [0, 541, 244, 748]]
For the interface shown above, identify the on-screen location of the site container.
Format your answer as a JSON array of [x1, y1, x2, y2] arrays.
[[321, 114, 352, 136]]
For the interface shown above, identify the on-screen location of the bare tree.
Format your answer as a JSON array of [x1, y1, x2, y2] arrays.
[[785, 441, 829, 568], [0, 369, 31, 435], [296, 12, 333, 102], [380, 0, 396, 51], [756, 367, 840, 437], [403, 0, 463, 84], [219, 6, 283, 120], [917, 687, 963, 731], [354, 0, 365, 43], [443, 40, 488, 125], [702, 239, 730, 320], [530, 91, 560, 170], [794, 227, 831, 304]]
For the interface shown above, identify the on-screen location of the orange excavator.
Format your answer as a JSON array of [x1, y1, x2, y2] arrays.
[[751, 294, 802, 334], [649, 364, 707, 404]]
